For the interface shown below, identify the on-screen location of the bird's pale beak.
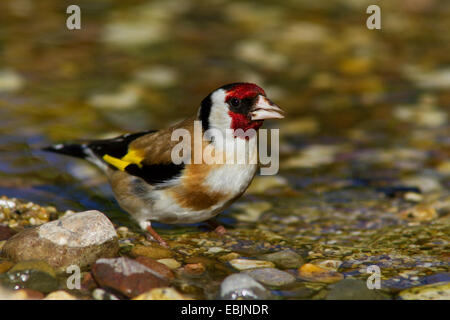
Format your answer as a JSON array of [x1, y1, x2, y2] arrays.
[[251, 95, 284, 121]]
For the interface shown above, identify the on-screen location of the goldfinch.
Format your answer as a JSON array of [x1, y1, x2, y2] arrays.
[[43, 83, 284, 247]]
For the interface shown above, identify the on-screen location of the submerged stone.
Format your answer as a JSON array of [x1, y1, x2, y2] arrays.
[[92, 257, 169, 298], [399, 282, 450, 300], [326, 279, 387, 300], [220, 274, 270, 300], [0, 260, 59, 293], [244, 268, 296, 287], [260, 250, 303, 269]]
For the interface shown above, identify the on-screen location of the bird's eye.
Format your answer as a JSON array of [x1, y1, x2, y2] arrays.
[[229, 97, 241, 107]]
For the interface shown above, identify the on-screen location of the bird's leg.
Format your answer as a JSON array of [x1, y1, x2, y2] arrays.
[[141, 221, 168, 248], [205, 219, 227, 236]]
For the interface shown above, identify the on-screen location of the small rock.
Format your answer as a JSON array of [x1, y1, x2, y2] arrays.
[[311, 259, 343, 271], [229, 259, 275, 271], [0, 261, 13, 274], [135, 256, 174, 279], [220, 274, 270, 300], [218, 252, 240, 262], [246, 176, 288, 194], [133, 287, 190, 300], [0, 225, 16, 241], [92, 288, 119, 300], [260, 250, 303, 269], [399, 282, 450, 300], [326, 279, 387, 300], [233, 202, 272, 222], [1, 210, 119, 273], [3, 289, 44, 300], [80, 272, 98, 292], [298, 263, 344, 284], [92, 257, 169, 298], [182, 263, 206, 275], [0, 260, 59, 293], [132, 244, 173, 259], [244, 268, 296, 287], [0, 69, 24, 92], [44, 290, 77, 300], [157, 258, 181, 270], [399, 205, 438, 222]]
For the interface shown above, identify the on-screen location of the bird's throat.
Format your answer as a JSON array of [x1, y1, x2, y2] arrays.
[[228, 112, 263, 138]]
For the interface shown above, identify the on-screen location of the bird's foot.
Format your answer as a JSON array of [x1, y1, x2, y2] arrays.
[[145, 225, 169, 248], [206, 220, 227, 236]]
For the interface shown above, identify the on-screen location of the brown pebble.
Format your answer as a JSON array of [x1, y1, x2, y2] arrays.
[[298, 263, 344, 284], [135, 256, 174, 280], [131, 244, 173, 259], [183, 263, 206, 275]]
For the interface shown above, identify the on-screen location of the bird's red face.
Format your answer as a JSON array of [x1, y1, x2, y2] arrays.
[[224, 83, 284, 132], [199, 82, 284, 136]]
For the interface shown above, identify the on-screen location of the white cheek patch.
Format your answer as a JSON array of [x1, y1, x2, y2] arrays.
[[209, 89, 232, 131]]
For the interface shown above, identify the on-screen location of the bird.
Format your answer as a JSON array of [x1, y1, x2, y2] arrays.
[[43, 83, 284, 247]]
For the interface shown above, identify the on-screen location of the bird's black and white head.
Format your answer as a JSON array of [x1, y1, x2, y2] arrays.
[[198, 83, 284, 137]]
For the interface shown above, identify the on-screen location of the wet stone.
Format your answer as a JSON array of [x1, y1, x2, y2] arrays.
[[91, 257, 169, 298], [229, 259, 275, 271], [298, 263, 344, 284], [326, 279, 387, 300], [134, 256, 174, 280], [131, 244, 174, 259], [0, 225, 16, 241], [0, 261, 13, 274], [1, 210, 119, 273], [157, 258, 181, 270], [398, 282, 450, 300], [133, 287, 190, 300], [220, 274, 270, 300], [0, 260, 59, 293], [244, 268, 296, 287], [259, 250, 303, 269], [45, 290, 77, 300]]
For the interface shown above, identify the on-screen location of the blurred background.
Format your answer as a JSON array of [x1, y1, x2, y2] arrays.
[[0, 0, 449, 228]]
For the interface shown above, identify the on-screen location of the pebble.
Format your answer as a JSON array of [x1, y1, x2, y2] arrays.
[[134, 256, 174, 280], [298, 263, 344, 284], [220, 274, 270, 300], [0, 69, 24, 92], [92, 288, 119, 300], [326, 279, 386, 300], [89, 85, 141, 110], [283, 145, 341, 169], [134, 66, 178, 87], [399, 282, 450, 300], [132, 244, 174, 259], [0, 225, 16, 241], [218, 252, 241, 262], [311, 259, 343, 271], [44, 290, 77, 300], [260, 250, 303, 269], [399, 205, 438, 222], [0, 260, 59, 293], [133, 287, 190, 300], [157, 258, 181, 270], [0, 261, 13, 274], [1, 210, 119, 273], [233, 202, 272, 222], [246, 176, 288, 194], [91, 257, 169, 298], [229, 259, 275, 271], [182, 263, 206, 276], [244, 268, 296, 287]]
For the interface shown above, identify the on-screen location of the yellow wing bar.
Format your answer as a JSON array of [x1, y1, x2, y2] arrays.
[[102, 149, 145, 171]]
